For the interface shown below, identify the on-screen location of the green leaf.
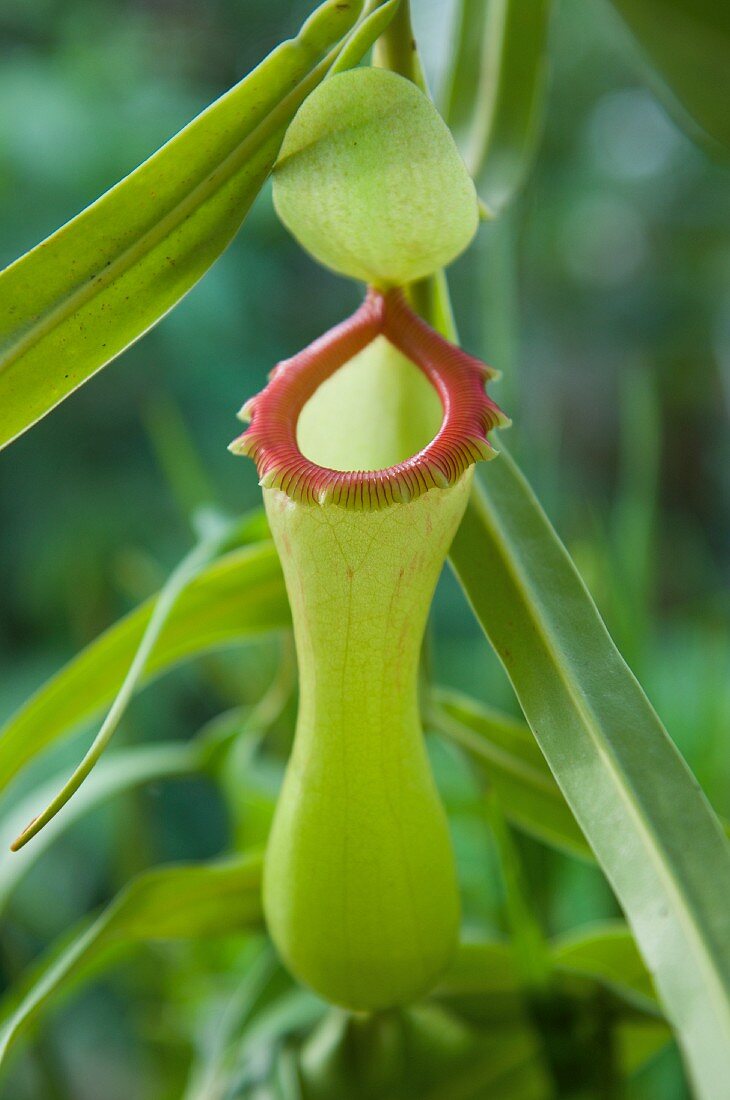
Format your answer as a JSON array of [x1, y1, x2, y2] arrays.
[[615, 1018, 672, 1077], [330, 0, 402, 76], [0, 0, 366, 450], [608, 0, 730, 153], [0, 853, 264, 1069], [0, 741, 200, 915], [233, 990, 324, 1081], [183, 944, 287, 1100], [449, 456, 730, 1099], [551, 921, 659, 1013], [294, 998, 550, 1100], [554, 925, 672, 1077], [434, 939, 517, 998], [434, 935, 668, 1091], [443, 0, 552, 213], [436, 932, 666, 1052], [0, 541, 289, 793], [429, 687, 591, 859], [442, 0, 491, 144], [407, 1024, 551, 1100], [11, 512, 242, 851], [431, 688, 730, 860], [433, 943, 536, 1049], [439, 929, 660, 1016]]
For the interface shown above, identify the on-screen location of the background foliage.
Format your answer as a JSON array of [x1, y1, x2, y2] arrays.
[[0, 0, 728, 1096]]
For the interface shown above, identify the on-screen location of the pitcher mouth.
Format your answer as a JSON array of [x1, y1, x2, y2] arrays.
[[229, 288, 509, 510]]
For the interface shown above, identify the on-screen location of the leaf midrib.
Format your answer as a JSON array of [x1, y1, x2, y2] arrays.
[[0, 43, 339, 386], [461, 478, 730, 1042]]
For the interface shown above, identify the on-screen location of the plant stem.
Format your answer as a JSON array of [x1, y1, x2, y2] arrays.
[[372, 0, 426, 89], [486, 793, 551, 995]]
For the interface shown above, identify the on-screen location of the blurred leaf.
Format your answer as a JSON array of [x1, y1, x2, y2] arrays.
[[449, 457, 730, 1099], [433, 949, 540, 1055], [442, 0, 490, 143], [0, 0, 367, 449], [0, 853, 263, 1070], [0, 741, 201, 915], [215, 987, 324, 1098], [275, 1047, 305, 1100], [443, 0, 552, 213], [0, 540, 289, 793], [144, 396, 221, 525], [554, 926, 672, 1080], [429, 687, 591, 859], [437, 939, 666, 1095], [448, 1049, 549, 1100], [183, 944, 284, 1100], [615, 1018, 672, 1076], [417, 1012, 550, 1100], [434, 689, 730, 859], [486, 793, 552, 994], [439, 930, 659, 1014], [11, 512, 241, 851], [295, 1000, 550, 1100], [551, 921, 659, 1012], [436, 935, 669, 1084], [434, 939, 517, 997], [609, 0, 730, 153], [234, 989, 324, 1074], [609, 367, 661, 666]]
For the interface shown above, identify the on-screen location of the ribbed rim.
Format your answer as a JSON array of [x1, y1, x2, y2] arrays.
[[230, 288, 508, 510]]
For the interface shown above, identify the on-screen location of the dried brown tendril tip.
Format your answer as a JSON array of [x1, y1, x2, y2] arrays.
[[229, 288, 509, 510]]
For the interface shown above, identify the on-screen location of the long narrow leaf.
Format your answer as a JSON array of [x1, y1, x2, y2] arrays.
[[552, 925, 671, 1074], [0, 542, 289, 793], [0, 855, 263, 1070], [608, 0, 730, 153], [441, 0, 490, 145], [1, 656, 294, 912], [435, 939, 517, 998], [420, 1029, 549, 1100], [431, 688, 730, 860], [0, 742, 200, 914], [183, 945, 282, 1100], [449, 456, 730, 1099], [429, 687, 590, 858], [330, 0, 401, 75], [551, 922, 659, 1013], [438, 930, 662, 1020], [11, 515, 238, 850], [0, 0, 368, 449], [443, 0, 552, 213]]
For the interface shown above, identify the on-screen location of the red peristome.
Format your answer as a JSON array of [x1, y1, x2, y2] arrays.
[[230, 288, 508, 510]]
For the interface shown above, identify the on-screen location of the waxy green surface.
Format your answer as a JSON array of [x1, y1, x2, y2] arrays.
[[263, 478, 468, 1009]]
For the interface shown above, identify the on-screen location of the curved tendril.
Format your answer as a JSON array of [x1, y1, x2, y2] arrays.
[[229, 288, 509, 509], [10, 514, 237, 852]]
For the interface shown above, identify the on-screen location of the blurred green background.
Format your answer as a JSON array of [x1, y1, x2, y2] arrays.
[[0, 0, 728, 1096]]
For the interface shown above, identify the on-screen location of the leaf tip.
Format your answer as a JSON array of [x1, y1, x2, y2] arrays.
[[10, 816, 37, 852]]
